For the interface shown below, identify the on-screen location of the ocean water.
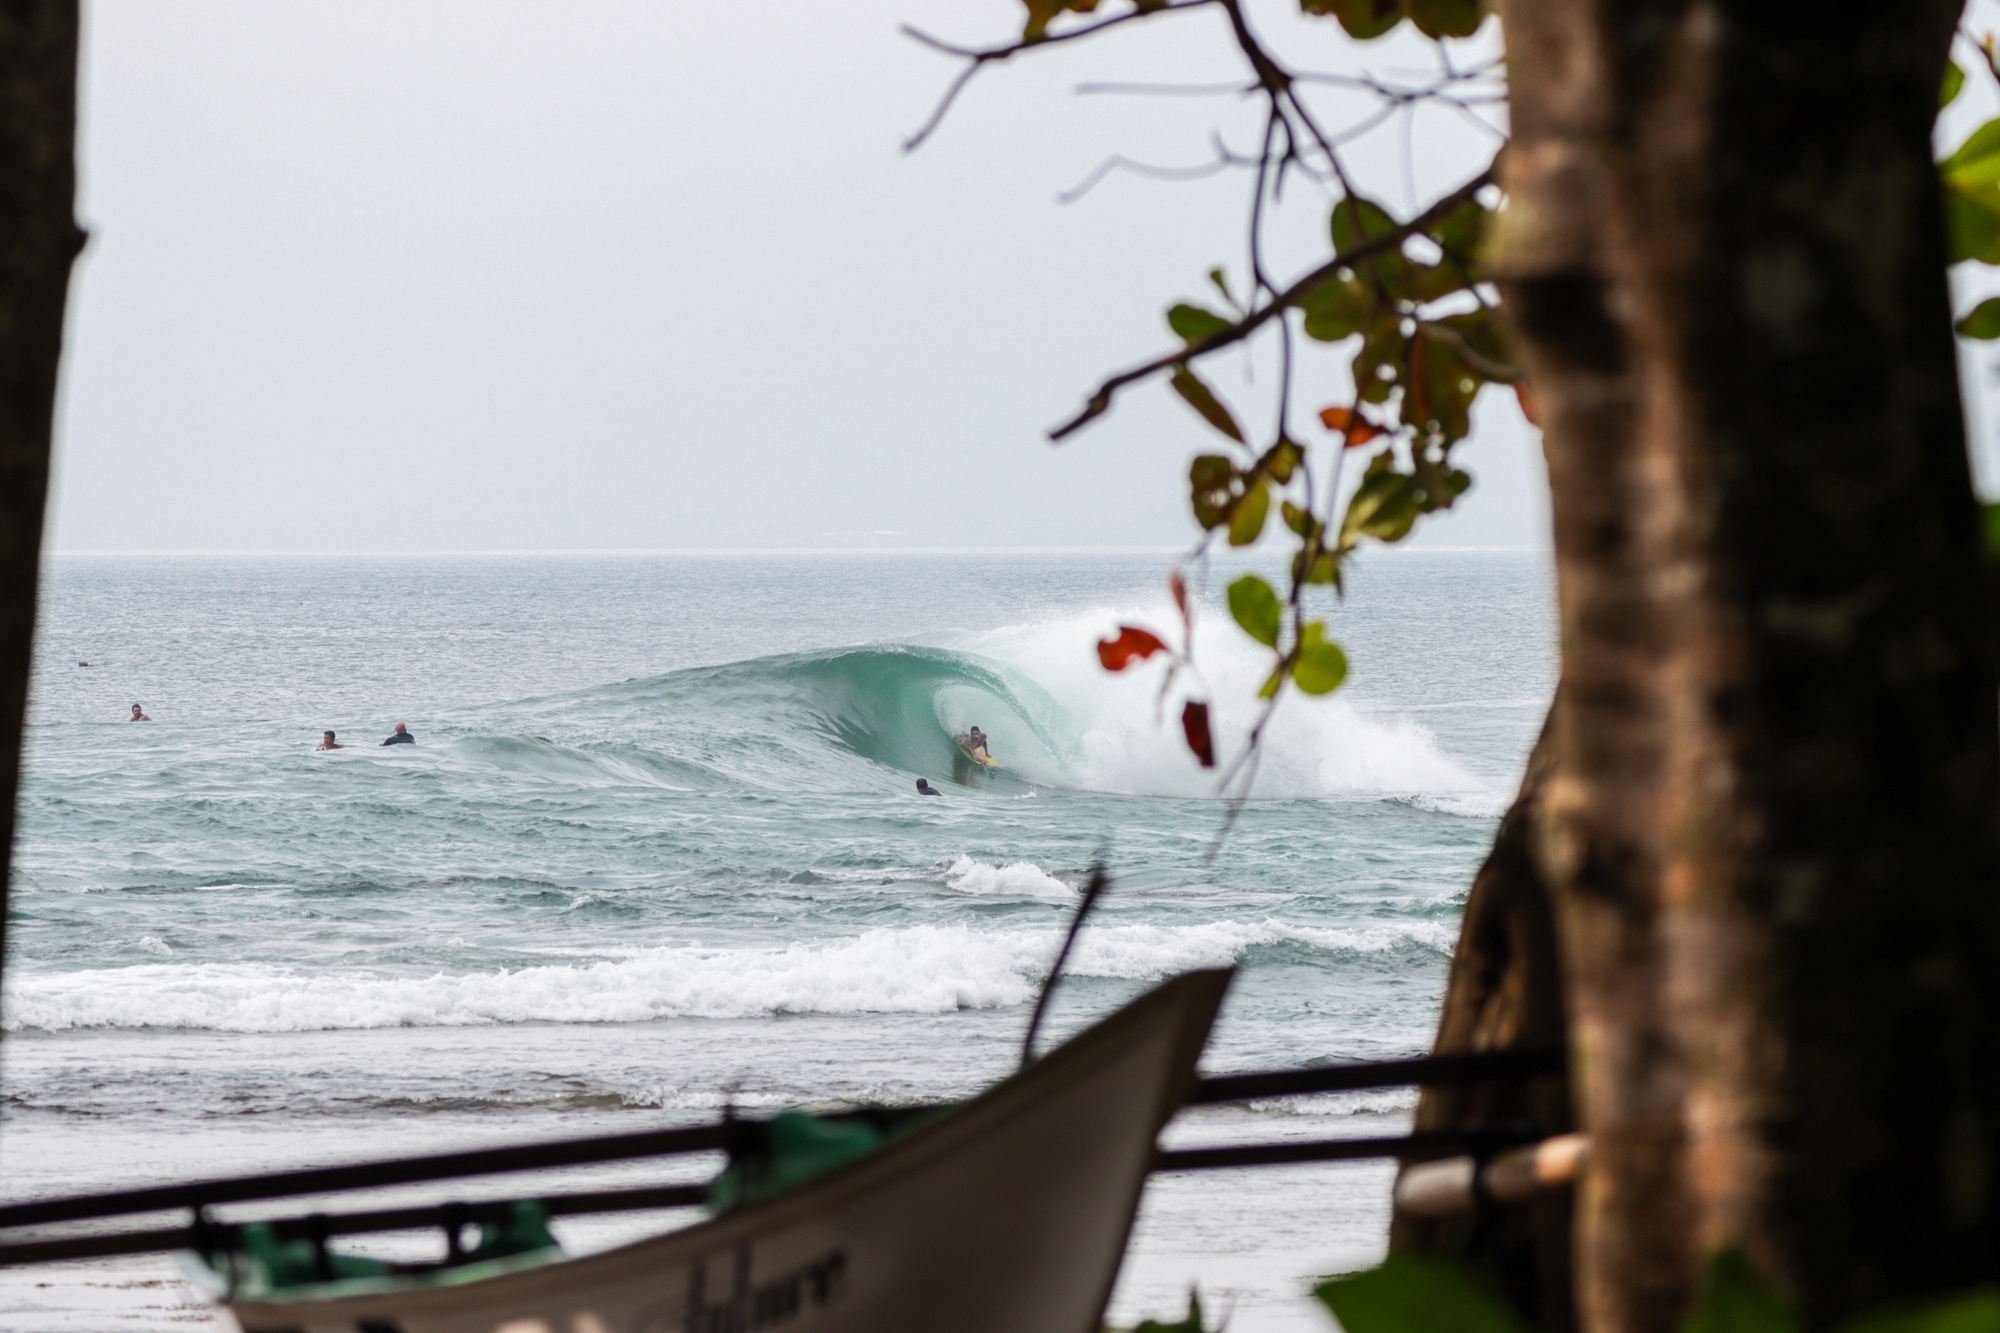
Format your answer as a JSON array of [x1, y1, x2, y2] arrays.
[[0, 549, 1554, 1332]]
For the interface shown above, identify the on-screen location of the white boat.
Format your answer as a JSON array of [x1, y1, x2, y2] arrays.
[[199, 967, 1233, 1333]]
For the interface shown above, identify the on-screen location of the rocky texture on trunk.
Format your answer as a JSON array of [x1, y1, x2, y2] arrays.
[[1393, 708, 1576, 1333], [1459, 1, 2000, 1330]]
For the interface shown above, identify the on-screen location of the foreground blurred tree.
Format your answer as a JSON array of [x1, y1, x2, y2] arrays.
[[0, 3, 82, 972], [914, 2, 2000, 1330]]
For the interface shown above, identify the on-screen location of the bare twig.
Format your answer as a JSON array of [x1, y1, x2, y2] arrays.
[[1059, 153, 1236, 203], [1075, 80, 1255, 97], [901, 1, 1220, 153], [1416, 319, 1522, 382], [1048, 165, 1494, 440]]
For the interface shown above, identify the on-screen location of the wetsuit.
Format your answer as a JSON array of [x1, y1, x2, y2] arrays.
[[381, 731, 415, 746]]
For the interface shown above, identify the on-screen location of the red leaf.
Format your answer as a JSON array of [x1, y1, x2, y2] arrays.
[[1317, 405, 1383, 447], [1168, 569, 1188, 619], [1098, 625, 1168, 671], [1182, 700, 1215, 768], [1513, 380, 1542, 427]]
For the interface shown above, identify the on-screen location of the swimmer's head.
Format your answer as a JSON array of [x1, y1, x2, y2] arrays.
[[393, 721, 407, 732], [324, 731, 336, 741]]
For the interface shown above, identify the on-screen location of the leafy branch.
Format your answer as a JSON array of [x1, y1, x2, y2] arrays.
[[1047, 166, 1494, 440], [909, 0, 1515, 789]]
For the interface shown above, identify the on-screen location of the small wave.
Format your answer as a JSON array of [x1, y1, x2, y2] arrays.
[[3, 918, 1451, 1034], [940, 855, 1075, 899]]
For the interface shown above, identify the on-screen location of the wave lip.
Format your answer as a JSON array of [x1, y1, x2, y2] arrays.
[[3, 918, 1452, 1034]]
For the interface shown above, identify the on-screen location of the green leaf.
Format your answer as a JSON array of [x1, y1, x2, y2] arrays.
[[1959, 297, 2000, 338], [1683, 1251, 1795, 1333], [1168, 303, 1234, 344], [1208, 268, 1235, 308], [1352, 308, 1409, 406], [1281, 499, 1315, 537], [1299, 272, 1372, 342], [1407, 0, 1482, 39], [1984, 502, 2000, 563], [1293, 623, 1349, 694], [1300, 0, 1404, 39], [1342, 469, 1419, 543], [1404, 320, 1494, 444], [1228, 480, 1270, 546], [1406, 199, 1490, 301], [1946, 188, 2000, 264], [1170, 367, 1244, 442], [1261, 439, 1302, 483], [1945, 60, 1967, 109], [1840, 1292, 2000, 1333], [1332, 196, 1411, 293], [1189, 454, 1237, 530], [1297, 548, 1340, 585], [1314, 1254, 1525, 1333], [1940, 120, 2000, 263], [1227, 574, 1283, 647], [1941, 119, 2000, 178]]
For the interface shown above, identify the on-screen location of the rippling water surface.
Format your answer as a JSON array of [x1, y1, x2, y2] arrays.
[[1, 549, 1554, 1331]]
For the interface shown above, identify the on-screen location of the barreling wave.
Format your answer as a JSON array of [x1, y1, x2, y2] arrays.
[[458, 607, 1498, 805], [2, 918, 1453, 1034]]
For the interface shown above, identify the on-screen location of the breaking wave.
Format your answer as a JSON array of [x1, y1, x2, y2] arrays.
[[4, 918, 1454, 1034], [443, 604, 1499, 805]]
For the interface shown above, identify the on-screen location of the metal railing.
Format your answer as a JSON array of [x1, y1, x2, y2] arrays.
[[0, 1047, 1566, 1269]]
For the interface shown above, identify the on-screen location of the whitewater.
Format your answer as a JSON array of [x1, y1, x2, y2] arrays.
[[0, 549, 1553, 1332]]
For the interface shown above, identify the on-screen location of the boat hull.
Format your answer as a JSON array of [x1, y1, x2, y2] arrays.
[[215, 969, 1232, 1333]]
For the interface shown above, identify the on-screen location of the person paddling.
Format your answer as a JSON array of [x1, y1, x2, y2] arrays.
[[127, 703, 150, 722], [916, 778, 941, 796], [380, 721, 415, 746], [318, 731, 345, 751]]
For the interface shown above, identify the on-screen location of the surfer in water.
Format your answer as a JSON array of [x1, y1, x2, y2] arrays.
[[127, 703, 150, 722], [317, 731, 345, 750], [915, 778, 941, 796], [380, 721, 415, 746], [966, 727, 991, 761]]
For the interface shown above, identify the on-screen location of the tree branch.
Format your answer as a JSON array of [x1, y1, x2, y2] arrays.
[[1048, 164, 1495, 440], [901, 0, 1221, 153]]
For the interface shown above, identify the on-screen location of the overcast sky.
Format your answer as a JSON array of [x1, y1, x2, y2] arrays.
[[52, 1, 2000, 554]]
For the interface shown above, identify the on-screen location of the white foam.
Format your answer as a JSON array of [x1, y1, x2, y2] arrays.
[[1397, 790, 1511, 819], [940, 855, 1075, 899], [934, 603, 1499, 805], [1066, 918, 1456, 979], [3, 919, 1451, 1034]]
